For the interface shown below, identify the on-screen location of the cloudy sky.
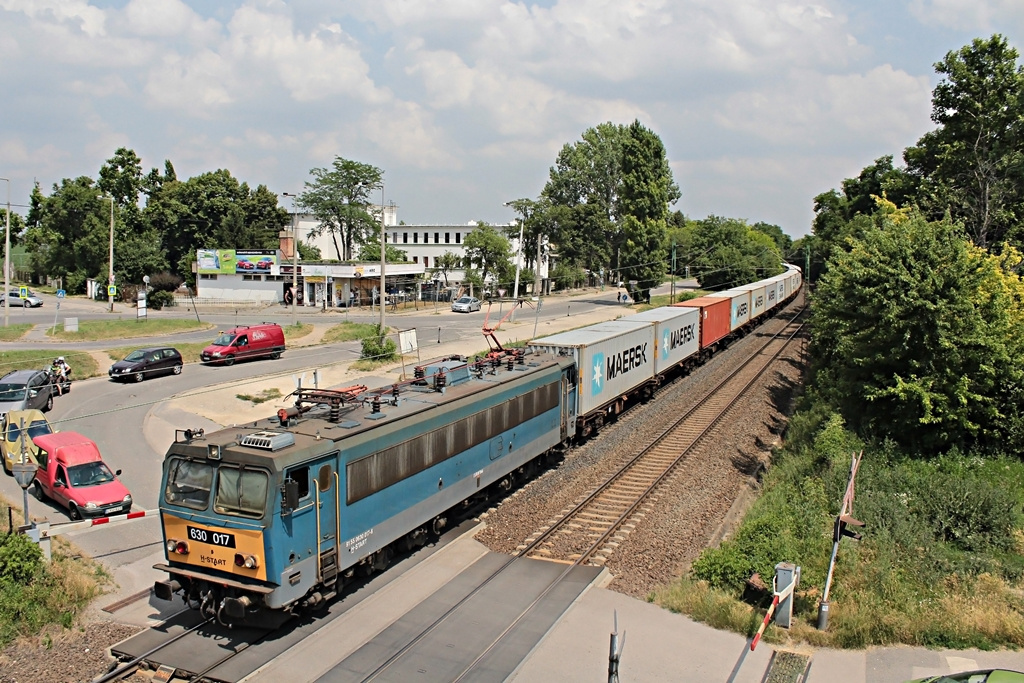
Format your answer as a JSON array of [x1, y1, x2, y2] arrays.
[[2, 1, 1023, 238]]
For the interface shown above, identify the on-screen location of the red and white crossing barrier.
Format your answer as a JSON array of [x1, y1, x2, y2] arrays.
[[47, 509, 157, 535], [751, 594, 780, 651], [750, 575, 798, 651]]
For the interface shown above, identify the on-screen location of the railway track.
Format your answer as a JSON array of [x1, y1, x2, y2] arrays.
[[518, 308, 807, 566], [99, 305, 806, 683], [355, 306, 807, 682]]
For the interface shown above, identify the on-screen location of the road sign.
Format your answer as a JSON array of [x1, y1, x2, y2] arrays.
[[56, 289, 65, 298], [107, 285, 117, 297], [19, 286, 27, 298]]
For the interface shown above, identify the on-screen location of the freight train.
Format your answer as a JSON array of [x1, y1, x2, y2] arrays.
[[152, 264, 802, 625]]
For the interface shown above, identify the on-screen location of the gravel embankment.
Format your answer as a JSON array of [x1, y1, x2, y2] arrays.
[[475, 308, 807, 598]]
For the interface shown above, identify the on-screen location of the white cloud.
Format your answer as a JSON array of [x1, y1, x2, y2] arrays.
[[123, 0, 221, 42], [360, 102, 460, 169], [713, 64, 932, 150], [908, 0, 1024, 32]]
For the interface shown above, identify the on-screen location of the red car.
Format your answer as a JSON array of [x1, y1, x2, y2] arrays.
[[30, 431, 132, 520], [256, 259, 273, 270], [237, 260, 255, 270]]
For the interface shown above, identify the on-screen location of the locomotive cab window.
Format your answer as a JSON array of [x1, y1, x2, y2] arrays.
[[215, 465, 269, 518], [165, 458, 214, 510], [286, 465, 311, 499]]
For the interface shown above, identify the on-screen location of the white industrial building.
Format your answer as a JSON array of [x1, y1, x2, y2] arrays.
[[191, 206, 549, 306]]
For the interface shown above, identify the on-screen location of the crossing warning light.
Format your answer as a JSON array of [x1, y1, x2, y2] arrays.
[[833, 514, 865, 543]]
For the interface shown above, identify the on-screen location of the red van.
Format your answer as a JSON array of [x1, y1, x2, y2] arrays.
[[31, 431, 132, 520], [200, 323, 286, 366]]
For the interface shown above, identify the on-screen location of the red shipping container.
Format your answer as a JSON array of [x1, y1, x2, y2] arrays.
[[673, 297, 732, 349]]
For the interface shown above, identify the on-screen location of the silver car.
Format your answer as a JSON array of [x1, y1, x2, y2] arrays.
[[0, 290, 43, 307], [451, 296, 481, 313]]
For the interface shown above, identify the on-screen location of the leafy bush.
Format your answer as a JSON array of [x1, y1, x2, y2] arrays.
[[147, 290, 175, 310], [148, 271, 183, 292], [0, 533, 44, 584], [360, 324, 397, 362]]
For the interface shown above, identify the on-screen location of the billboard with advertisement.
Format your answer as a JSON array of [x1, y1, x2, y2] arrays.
[[235, 250, 277, 273], [198, 249, 278, 274], [197, 249, 235, 274]]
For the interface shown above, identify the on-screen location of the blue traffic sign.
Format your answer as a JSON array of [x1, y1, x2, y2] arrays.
[[56, 289, 65, 298]]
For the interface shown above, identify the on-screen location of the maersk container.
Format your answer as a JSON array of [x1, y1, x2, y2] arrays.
[[706, 289, 751, 332], [771, 276, 786, 308], [736, 283, 767, 320], [628, 306, 701, 375], [763, 276, 782, 312], [672, 296, 732, 348], [528, 320, 656, 417]]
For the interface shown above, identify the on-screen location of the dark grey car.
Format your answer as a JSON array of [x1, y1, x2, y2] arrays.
[[0, 369, 54, 416], [108, 347, 183, 382]]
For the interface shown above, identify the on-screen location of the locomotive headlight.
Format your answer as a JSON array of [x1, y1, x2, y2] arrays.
[[166, 539, 190, 555], [234, 553, 259, 569]]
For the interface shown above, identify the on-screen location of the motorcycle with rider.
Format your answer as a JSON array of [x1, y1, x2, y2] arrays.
[[50, 356, 72, 395]]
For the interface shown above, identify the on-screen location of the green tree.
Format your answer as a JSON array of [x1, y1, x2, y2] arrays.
[[905, 35, 1024, 248], [543, 121, 679, 293], [681, 216, 783, 290], [751, 222, 792, 255], [463, 222, 511, 289], [29, 177, 115, 292], [297, 157, 383, 261], [617, 120, 676, 300], [357, 243, 408, 262], [810, 200, 1024, 453], [145, 170, 286, 276], [432, 251, 461, 286]]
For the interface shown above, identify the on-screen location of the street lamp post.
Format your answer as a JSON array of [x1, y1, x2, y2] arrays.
[[1, 177, 9, 328], [105, 195, 114, 313], [282, 193, 298, 326]]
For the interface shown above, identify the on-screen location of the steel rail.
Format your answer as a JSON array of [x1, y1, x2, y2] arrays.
[[360, 306, 806, 683]]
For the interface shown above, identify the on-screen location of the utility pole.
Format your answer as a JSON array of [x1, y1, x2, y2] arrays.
[[534, 232, 543, 299], [671, 241, 677, 303], [1, 177, 9, 328], [282, 193, 299, 326], [105, 195, 114, 313]]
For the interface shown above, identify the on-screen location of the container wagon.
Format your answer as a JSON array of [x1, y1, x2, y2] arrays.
[[528, 320, 656, 438]]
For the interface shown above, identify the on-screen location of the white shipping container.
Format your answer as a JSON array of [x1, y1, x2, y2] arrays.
[[529, 320, 656, 417], [736, 283, 767, 320], [627, 307, 701, 375], [706, 289, 751, 332], [763, 276, 782, 311]]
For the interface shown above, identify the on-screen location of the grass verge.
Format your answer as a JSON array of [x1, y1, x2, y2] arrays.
[[0, 350, 100, 380], [237, 388, 283, 405], [322, 321, 380, 344], [0, 498, 112, 649], [654, 408, 1024, 650], [0, 324, 32, 342], [46, 318, 212, 341]]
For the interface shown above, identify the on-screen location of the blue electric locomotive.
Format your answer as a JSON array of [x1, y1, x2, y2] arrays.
[[153, 351, 577, 624]]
